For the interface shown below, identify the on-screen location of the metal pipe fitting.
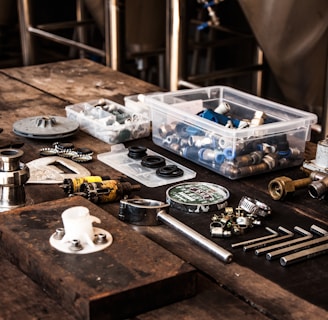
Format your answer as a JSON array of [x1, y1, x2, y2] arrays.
[[308, 176, 328, 199], [0, 149, 30, 211]]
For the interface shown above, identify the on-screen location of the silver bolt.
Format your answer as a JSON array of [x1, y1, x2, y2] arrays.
[[54, 227, 65, 240], [94, 233, 107, 244], [69, 239, 83, 251]]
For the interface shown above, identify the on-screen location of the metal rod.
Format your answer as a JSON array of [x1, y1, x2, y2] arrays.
[[28, 27, 105, 57], [266, 225, 328, 261], [280, 243, 328, 267], [243, 226, 294, 252], [255, 227, 313, 256], [157, 210, 233, 263], [231, 227, 278, 248]]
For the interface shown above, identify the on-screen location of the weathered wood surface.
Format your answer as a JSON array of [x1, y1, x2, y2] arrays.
[[0, 256, 75, 320], [0, 59, 327, 319], [0, 196, 196, 320]]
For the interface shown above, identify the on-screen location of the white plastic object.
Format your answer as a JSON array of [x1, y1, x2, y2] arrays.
[[49, 206, 113, 254]]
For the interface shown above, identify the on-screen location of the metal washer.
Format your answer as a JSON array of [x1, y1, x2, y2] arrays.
[[13, 115, 79, 139]]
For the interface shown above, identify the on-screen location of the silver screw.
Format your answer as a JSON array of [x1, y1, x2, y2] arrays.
[[94, 233, 107, 244], [54, 227, 65, 240], [69, 239, 83, 251]]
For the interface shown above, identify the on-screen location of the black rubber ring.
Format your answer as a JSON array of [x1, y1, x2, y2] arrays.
[[156, 165, 184, 178], [128, 146, 147, 159], [141, 155, 166, 168]]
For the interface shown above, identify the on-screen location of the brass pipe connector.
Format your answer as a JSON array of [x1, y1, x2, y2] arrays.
[[268, 176, 312, 200]]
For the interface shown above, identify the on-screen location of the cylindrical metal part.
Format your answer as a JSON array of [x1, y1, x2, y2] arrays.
[[157, 210, 233, 263], [0, 149, 24, 171], [0, 148, 29, 211], [268, 176, 312, 200], [308, 176, 328, 198], [266, 235, 328, 261], [80, 180, 141, 203], [119, 198, 232, 263], [280, 243, 328, 267]]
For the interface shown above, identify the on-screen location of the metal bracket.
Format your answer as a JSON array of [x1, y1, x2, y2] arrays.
[[27, 156, 90, 184]]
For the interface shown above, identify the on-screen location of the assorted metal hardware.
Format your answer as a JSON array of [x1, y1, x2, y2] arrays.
[[268, 170, 328, 200], [158, 119, 302, 179], [254, 227, 313, 256], [119, 198, 233, 263], [210, 197, 271, 238], [0, 148, 30, 211], [65, 98, 150, 144], [13, 115, 79, 139], [266, 225, 328, 261], [39, 141, 94, 163], [231, 224, 328, 267]]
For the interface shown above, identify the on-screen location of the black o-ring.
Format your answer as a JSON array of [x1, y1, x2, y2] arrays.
[[128, 146, 147, 159], [141, 155, 166, 168], [156, 165, 184, 178]]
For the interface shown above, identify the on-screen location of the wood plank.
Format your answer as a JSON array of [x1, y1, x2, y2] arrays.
[[0, 59, 160, 105], [136, 273, 269, 320], [0, 196, 197, 319], [0, 256, 75, 320]]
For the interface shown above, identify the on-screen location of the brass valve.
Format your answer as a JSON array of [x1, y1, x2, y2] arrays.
[[268, 176, 312, 200]]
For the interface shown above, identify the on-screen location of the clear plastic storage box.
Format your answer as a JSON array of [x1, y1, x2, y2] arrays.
[[145, 86, 317, 180], [65, 99, 150, 144]]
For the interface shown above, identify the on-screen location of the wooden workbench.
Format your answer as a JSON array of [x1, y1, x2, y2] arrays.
[[0, 59, 327, 319]]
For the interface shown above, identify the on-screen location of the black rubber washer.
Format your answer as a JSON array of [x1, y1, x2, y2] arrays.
[[75, 147, 94, 155], [128, 146, 147, 159], [156, 165, 184, 178], [141, 155, 166, 168]]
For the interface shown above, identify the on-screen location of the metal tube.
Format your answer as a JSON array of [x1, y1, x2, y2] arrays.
[[243, 226, 294, 252], [255, 227, 313, 256], [231, 227, 278, 248], [157, 210, 233, 263], [280, 243, 328, 267], [28, 27, 105, 57], [267, 234, 328, 261]]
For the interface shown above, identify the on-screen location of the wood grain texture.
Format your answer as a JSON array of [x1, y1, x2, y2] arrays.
[[0, 196, 196, 319]]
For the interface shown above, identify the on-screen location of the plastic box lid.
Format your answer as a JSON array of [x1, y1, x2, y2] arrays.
[[144, 86, 318, 141]]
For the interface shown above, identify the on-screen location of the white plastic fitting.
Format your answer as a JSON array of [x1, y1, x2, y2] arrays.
[[49, 206, 113, 254]]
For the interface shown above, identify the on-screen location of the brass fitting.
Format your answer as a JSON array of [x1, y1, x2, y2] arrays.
[[268, 176, 312, 200]]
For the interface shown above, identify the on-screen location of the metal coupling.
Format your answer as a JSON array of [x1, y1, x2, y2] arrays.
[[158, 123, 177, 138], [234, 151, 264, 167], [198, 148, 224, 164], [308, 176, 328, 199], [0, 149, 30, 211], [262, 153, 279, 169], [189, 135, 215, 148]]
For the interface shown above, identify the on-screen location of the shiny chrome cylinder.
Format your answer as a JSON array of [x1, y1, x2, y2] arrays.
[[0, 149, 30, 211]]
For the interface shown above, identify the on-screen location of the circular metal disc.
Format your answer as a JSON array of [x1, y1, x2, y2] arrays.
[[13, 116, 79, 139], [166, 182, 230, 213]]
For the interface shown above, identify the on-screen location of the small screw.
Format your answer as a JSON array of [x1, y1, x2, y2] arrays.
[[94, 233, 107, 244], [54, 227, 65, 240], [69, 239, 83, 251]]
